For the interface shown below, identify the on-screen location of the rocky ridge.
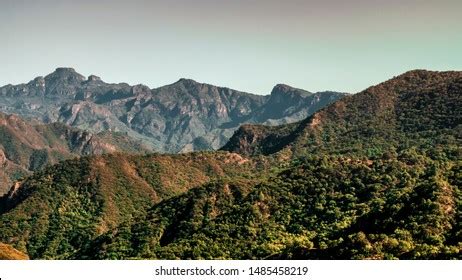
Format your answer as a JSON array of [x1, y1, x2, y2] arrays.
[[0, 68, 346, 153]]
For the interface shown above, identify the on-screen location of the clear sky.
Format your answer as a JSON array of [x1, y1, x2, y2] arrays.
[[1, 0, 461, 94]]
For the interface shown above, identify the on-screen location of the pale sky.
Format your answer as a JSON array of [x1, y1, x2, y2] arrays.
[[1, 0, 461, 94]]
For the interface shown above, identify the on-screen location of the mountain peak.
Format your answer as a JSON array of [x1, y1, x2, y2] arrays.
[[175, 78, 200, 86], [87, 75, 102, 82], [178, 78, 197, 82], [55, 67, 77, 73], [368, 70, 462, 96], [270, 83, 312, 97], [386, 69, 462, 84], [273, 83, 294, 92], [45, 67, 85, 82]]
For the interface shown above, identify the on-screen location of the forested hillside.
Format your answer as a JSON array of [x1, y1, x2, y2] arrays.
[[0, 152, 258, 259], [79, 154, 460, 259]]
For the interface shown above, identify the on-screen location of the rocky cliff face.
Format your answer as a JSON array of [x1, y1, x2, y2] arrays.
[[0, 68, 346, 153]]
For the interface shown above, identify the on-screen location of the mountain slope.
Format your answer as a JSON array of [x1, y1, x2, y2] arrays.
[[0, 152, 259, 259], [222, 70, 462, 158], [0, 68, 346, 152], [80, 155, 461, 259], [0, 112, 150, 194]]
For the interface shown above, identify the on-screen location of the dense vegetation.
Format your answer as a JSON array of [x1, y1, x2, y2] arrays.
[[74, 151, 460, 260], [0, 152, 258, 259], [0, 70, 460, 259]]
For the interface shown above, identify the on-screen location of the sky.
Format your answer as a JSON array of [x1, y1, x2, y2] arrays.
[[1, 0, 461, 94]]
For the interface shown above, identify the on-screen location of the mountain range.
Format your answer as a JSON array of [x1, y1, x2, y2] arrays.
[[0, 70, 460, 260], [0, 68, 345, 153]]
